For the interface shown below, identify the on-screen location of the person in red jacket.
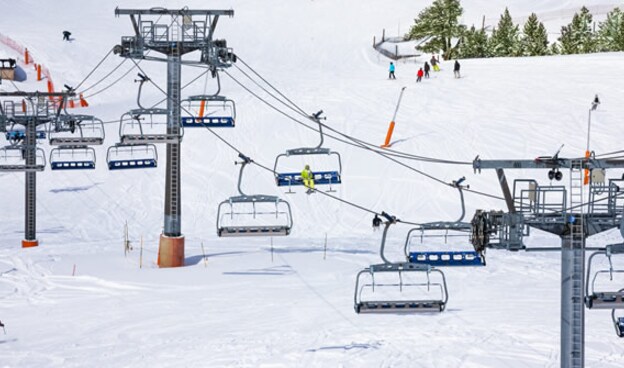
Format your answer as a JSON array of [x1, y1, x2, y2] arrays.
[[416, 68, 424, 83]]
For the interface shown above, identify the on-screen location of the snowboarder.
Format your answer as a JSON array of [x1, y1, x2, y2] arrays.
[[430, 55, 440, 72], [62, 31, 72, 41], [372, 214, 382, 230], [388, 62, 396, 79], [423, 61, 430, 78], [416, 68, 424, 83], [301, 164, 315, 194], [454, 60, 461, 78]]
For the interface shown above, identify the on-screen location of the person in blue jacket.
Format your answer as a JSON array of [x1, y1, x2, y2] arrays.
[[388, 62, 396, 79]]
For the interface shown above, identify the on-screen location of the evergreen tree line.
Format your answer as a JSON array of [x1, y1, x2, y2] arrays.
[[406, 0, 624, 59]]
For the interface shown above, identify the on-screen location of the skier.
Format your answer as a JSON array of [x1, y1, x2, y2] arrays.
[[430, 55, 440, 72], [416, 68, 424, 83], [301, 164, 315, 194], [62, 31, 72, 41], [423, 61, 430, 78], [372, 214, 382, 230], [0, 320, 5, 334], [454, 60, 461, 78], [388, 62, 396, 79]]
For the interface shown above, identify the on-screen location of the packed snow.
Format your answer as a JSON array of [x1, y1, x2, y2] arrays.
[[1, 0, 624, 367]]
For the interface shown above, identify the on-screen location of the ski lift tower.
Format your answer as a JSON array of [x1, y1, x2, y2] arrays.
[[472, 154, 624, 368], [0, 91, 74, 248], [113, 7, 235, 267]]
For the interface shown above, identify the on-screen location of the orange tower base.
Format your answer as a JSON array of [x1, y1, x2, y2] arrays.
[[22, 239, 39, 248], [157, 234, 185, 268]]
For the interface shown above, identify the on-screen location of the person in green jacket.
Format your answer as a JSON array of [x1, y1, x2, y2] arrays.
[[301, 164, 315, 194]]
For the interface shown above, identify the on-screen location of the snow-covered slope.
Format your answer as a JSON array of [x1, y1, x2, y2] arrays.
[[1, 1, 624, 367]]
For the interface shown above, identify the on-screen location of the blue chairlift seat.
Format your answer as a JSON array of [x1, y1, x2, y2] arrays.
[[181, 116, 234, 128], [276, 171, 341, 187], [51, 161, 95, 170], [108, 158, 157, 170], [408, 251, 485, 267], [5, 131, 46, 140]]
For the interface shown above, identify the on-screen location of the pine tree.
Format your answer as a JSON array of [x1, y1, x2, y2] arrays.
[[407, 0, 466, 60], [597, 7, 624, 51], [550, 42, 561, 55], [520, 13, 549, 56], [458, 25, 489, 58], [489, 8, 521, 57], [559, 7, 597, 54]]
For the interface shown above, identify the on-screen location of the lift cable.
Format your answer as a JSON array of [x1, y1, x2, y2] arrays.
[[73, 47, 116, 92], [221, 68, 505, 202], [233, 56, 472, 166], [230, 60, 471, 166], [128, 59, 423, 225]]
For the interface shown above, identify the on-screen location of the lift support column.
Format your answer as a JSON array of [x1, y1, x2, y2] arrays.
[[159, 52, 184, 267], [23, 117, 38, 248]]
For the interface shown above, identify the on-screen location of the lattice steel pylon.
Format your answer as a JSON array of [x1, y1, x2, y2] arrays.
[[0, 91, 76, 247], [113, 8, 235, 267]]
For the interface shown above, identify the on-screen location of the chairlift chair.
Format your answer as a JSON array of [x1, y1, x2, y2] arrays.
[[0, 145, 46, 172], [585, 244, 624, 309], [106, 143, 158, 170], [404, 184, 485, 267], [181, 95, 235, 128], [48, 114, 105, 146], [119, 108, 182, 145], [49, 146, 96, 170], [273, 111, 342, 193], [354, 217, 449, 314], [217, 154, 293, 237], [404, 222, 485, 267], [117, 72, 183, 145]]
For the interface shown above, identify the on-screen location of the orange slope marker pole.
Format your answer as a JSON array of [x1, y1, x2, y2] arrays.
[[198, 100, 206, 118], [24, 48, 29, 64], [37, 64, 42, 81], [381, 86, 406, 148], [583, 150, 591, 185]]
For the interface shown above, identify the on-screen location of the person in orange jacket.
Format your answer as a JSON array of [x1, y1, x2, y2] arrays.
[[416, 68, 424, 83]]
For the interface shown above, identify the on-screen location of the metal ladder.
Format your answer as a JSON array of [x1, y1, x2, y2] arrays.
[[567, 160, 585, 367], [164, 16, 182, 237], [25, 121, 37, 241], [570, 160, 585, 212]]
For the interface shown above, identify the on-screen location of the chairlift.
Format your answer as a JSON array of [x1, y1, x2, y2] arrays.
[[118, 73, 182, 145], [585, 243, 624, 309], [49, 146, 96, 170], [354, 216, 449, 314], [119, 108, 182, 144], [217, 154, 293, 237], [106, 143, 158, 170], [404, 184, 486, 267], [181, 95, 235, 128], [273, 110, 342, 193], [0, 145, 46, 172], [48, 114, 105, 146]]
